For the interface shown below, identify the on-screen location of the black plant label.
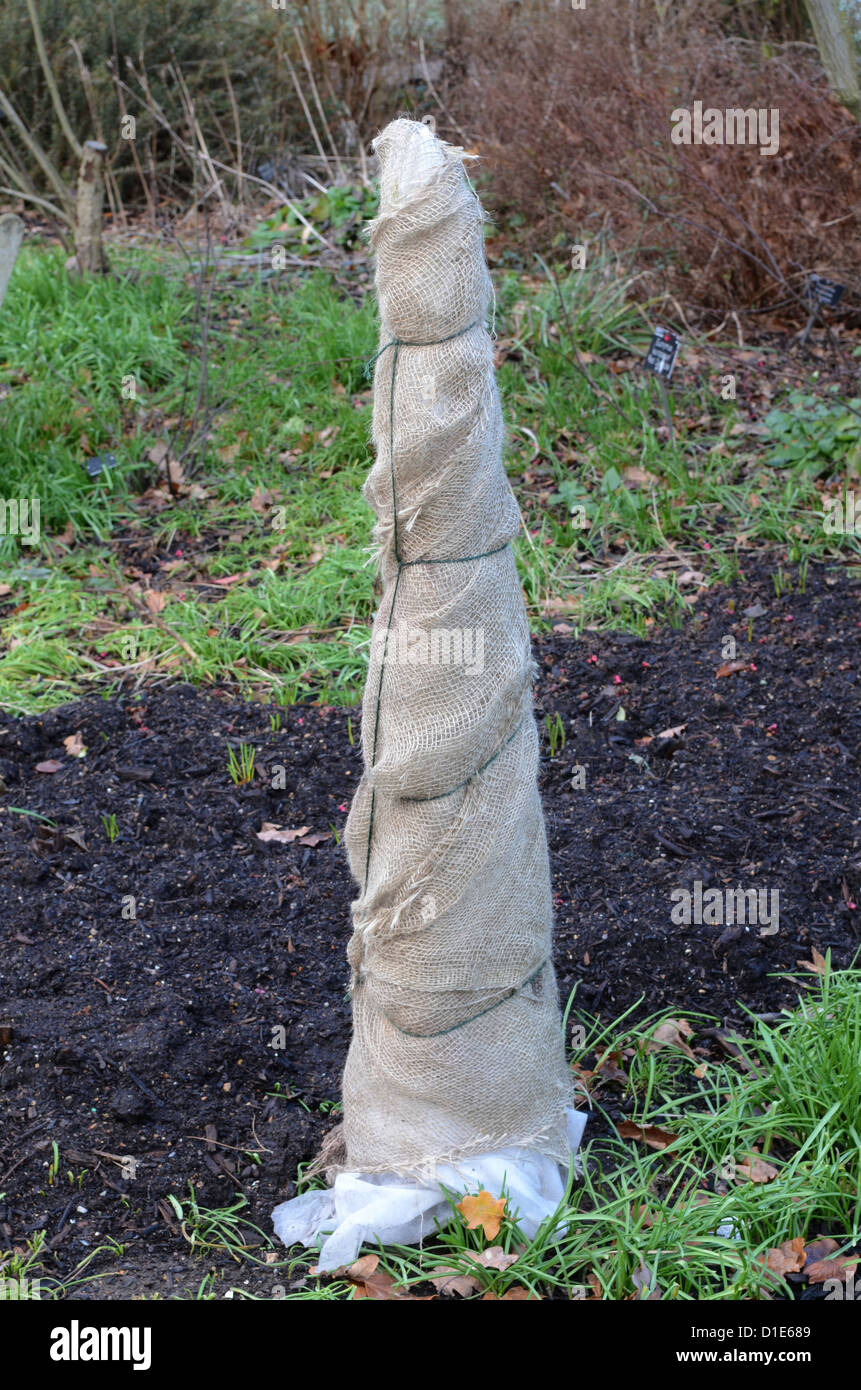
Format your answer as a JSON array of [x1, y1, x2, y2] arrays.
[[645, 327, 681, 380], [807, 274, 845, 309]]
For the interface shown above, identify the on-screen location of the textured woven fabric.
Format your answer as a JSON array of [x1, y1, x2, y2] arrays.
[[338, 118, 573, 1175], [273, 1110, 588, 1272]]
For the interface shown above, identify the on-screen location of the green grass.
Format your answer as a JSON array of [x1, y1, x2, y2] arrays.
[[0, 1229, 125, 1301], [1, 232, 858, 714], [56, 957, 851, 1303], [284, 958, 861, 1300], [7, 961, 854, 1300], [288, 958, 857, 1302]]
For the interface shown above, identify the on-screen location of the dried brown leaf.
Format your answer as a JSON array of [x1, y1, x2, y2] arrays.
[[616, 1121, 679, 1151], [806, 1255, 860, 1285], [733, 1154, 779, 1184]]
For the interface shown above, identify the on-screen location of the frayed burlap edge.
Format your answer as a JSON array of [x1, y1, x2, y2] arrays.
[[306, 1115, 578, 1186]]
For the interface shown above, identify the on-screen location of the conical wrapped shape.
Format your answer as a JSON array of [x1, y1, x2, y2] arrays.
[[341, 118, 573, 1174]]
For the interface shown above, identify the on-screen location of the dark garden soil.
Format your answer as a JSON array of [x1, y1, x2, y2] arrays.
[[1, 552, 858, 1299]]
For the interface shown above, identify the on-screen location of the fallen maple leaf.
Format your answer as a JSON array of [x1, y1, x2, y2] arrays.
[[803, 1236, 838, 1267], [593, 1049, 629, 1084], [541, 597, 581, 617], [733, 1154, 779, 1184], [144, 590, 167, 614], [63, 732, 87, 759], [146, 441, 169, 468], [457, 1190, 507, 1241], [351, 1272, 421, 1300], [646, 1018, 695, 1059], [623, 466, 659, 487], [797, 946, 828, 976], [335, 1253, 429, 1300], [210, 572, 250, 587], [616, 1121, 679, 1151], [256, 824, 310, 843], [429, 1266, 480, 1297], [250, 485, 280, 513], [468, 1245, 519, 1272], [805, 1254, 860, 1284], [255, 824, 331, 847], [759, 1236, 805, 1277], [344, 1254, 379, 1280]]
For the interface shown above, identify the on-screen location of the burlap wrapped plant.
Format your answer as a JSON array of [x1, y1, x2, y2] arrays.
[[274, 118, 583, 1269]]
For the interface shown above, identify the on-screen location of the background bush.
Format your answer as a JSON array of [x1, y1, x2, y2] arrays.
[[1, 0, 858, 313]]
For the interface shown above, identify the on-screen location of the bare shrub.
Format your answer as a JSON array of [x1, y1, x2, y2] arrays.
[[450, 0, 861, 316]]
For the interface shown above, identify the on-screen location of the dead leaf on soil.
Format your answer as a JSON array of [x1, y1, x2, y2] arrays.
[[631, 1260, 663, 1300], [796, 947, 828, 976], [351, 1272, 429, 1301], [541, 597, 581, 618], [716, 660, 749, 678], [250, 485, 280, 513], [616, 1121, 679, 1151], [63, 732, 87, 759], [623, 466, 659, 487], [805, 1252, 860, 1284], [469, 1245, 519, 1272], [314, 1252, 424, 1301], [429, 1266, 481, 1297], [343, 1254, 378, 1280], [802, 1236, 838, 1267], [594, 1049, 629, 1085], [256, 824, 310, 843], [146, 441, 185, 489], [209, 573, 250, 587], [758, 1236, 805, 1277], [733, 1154, 779, 1184], [147, 441, 169, 467], [656, 723, 686, 740], [144, 590, 168, 615], [646, 1017, 695, 1059]]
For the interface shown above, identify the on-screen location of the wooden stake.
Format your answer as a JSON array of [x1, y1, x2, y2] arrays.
[[73, 140, 109, 274]]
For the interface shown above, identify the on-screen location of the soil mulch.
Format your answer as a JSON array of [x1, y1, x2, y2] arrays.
[[0, 553, 858, 1298]]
